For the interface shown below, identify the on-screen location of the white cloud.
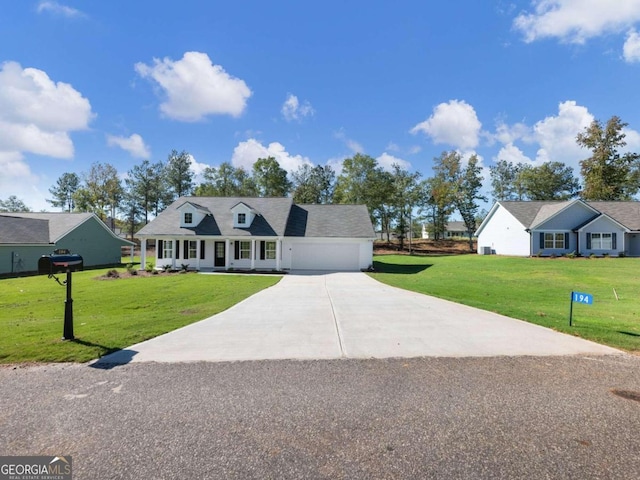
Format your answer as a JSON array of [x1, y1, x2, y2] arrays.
[[36, 1, 85, 18], [493, 121, 533, 145], [334, 129, 364, 154], [231, 138, 312, 173], [376, 152, 412, 172], [0, 151, 46, 211], [106, 133, 151, 159], [514, 0, 640, 44], [188, 154, 210, 184], [532, 100, 593, 168], [623, 29, 640, 62], [135, 51, 252, 121], [0, 61, 94, 159], [410, 99, 482, 150], [495, 143, 534, 165], [281, 93, 314, 122]]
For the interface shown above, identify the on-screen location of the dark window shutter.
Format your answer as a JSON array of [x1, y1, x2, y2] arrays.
[[564, 233, 569, 250], [183, 240, 188, 259], [586, 233, 591, 249], [539, 232, 544, 248], [612, 232, 617, 250], [158, 240, 163, 259], [200, 240, 205, 259], [260, 241, 266, 260], [234, 241, 240, 260], [176, 240, 180, 259]]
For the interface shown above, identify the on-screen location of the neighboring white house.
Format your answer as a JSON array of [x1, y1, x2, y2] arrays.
[[421, 221, 474, 239], [475, 200, 640, 257], [136, 197, 376, 271]]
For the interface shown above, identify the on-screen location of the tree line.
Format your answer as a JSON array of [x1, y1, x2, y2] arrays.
[[3, 115, 638, 249]]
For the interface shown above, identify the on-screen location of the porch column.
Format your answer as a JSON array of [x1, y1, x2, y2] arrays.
[[250, 239, 256, 269], [276, 239, 281, 271], [196, 239, 201, 270], [225, 239, 231, 270], [140, 239, 147, 271]]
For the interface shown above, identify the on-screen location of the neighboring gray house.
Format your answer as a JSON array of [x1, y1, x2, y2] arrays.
[[476, 200, 640, 257], [0, 213, 134, 275], [136, 197, 376, 271]]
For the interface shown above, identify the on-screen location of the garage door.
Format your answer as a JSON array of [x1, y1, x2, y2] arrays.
[[291, 243, 360, 271]]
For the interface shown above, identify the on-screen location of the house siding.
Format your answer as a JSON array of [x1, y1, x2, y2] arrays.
[[0, 245, 54, 274], [534, 202, 594, 230], [56, 217, 127, 267], [477, 206, 530, 256], [579, 216, 626, 256], [1, 215, 132, 275], [531, 230, 575, 255]]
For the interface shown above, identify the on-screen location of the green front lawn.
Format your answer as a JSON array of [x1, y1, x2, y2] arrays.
[[370, 254, 640, 353], [0, 268, 280, 363]]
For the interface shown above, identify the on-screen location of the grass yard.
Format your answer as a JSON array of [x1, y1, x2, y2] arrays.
[[370, 254, 640, 353], [0, 268, 280, 364]]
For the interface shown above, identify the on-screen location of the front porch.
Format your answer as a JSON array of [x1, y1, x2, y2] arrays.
[[140, 237, 283, 271]]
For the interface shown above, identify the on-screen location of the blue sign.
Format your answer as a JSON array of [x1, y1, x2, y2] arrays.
[[572, 291, 593, 305]]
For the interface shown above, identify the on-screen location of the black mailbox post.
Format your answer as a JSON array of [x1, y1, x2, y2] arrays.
[[39, 250, 83, 340]]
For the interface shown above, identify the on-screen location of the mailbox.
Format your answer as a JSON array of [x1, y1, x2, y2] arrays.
[[38, 253, 83, 275]]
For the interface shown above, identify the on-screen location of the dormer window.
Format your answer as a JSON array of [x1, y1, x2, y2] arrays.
[[238, 213, 246, 225], [184, 213, 193, 224]]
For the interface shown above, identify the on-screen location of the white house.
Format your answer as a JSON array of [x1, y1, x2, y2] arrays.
[[475, 200, 640, 257], [136, 197, 376, 271], [421, 221, 474, 239]]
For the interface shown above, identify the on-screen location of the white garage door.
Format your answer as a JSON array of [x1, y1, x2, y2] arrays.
[[291, 243, 360, 271]]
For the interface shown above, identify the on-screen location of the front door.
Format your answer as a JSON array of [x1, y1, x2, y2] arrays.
[[214, 241, 225, 267]]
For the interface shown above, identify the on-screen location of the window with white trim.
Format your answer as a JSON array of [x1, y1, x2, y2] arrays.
[[163, 240, 174, 259], [238, 213, 246, 225], [188, 241, 198, 259], [240, 241, 251, 259], [590, 233, 612, 250], [544, 232, 565, 249], [265, 241, 276, 260], [184, 212, 193, 224]]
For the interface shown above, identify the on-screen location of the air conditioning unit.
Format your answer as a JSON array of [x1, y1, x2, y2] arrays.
[[481, 246, 492, 255]]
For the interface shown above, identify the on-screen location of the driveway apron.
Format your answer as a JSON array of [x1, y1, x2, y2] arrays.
[[95, 272, 620, 364]]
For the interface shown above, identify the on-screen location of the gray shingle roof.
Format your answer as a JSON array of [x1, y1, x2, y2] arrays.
[[499, 201, 565, 228], [0, 215, 51, 244], [586, 202, 640, 230], [0, 212, 134, 245], [285, 204, 375, 237], [136, 197, 375, 238], [0, 212, 95, 242], [498, 200, 640, 231]]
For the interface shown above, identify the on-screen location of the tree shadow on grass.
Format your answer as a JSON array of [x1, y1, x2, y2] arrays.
[[372, 260, 432, 275], [618, 331, 640, 337]]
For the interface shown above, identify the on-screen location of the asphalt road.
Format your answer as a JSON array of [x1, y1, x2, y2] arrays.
[[1, 355, 639, 479]]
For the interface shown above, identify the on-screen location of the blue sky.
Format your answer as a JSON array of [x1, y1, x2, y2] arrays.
[[2, 1, 640, 212]]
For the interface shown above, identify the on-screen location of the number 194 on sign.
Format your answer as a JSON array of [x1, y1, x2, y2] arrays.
[[572, 292, 593, 305]]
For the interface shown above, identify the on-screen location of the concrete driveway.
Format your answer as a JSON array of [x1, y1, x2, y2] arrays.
[[96, 272, 620, 364]]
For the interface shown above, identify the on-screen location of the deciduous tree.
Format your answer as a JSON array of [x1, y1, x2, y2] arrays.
[[252, 157, 291, 197], [577, 116, 640, 200], [0, 195, 31, 212], [291, 164, 336, 204], [517, 161, 580, 200]]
